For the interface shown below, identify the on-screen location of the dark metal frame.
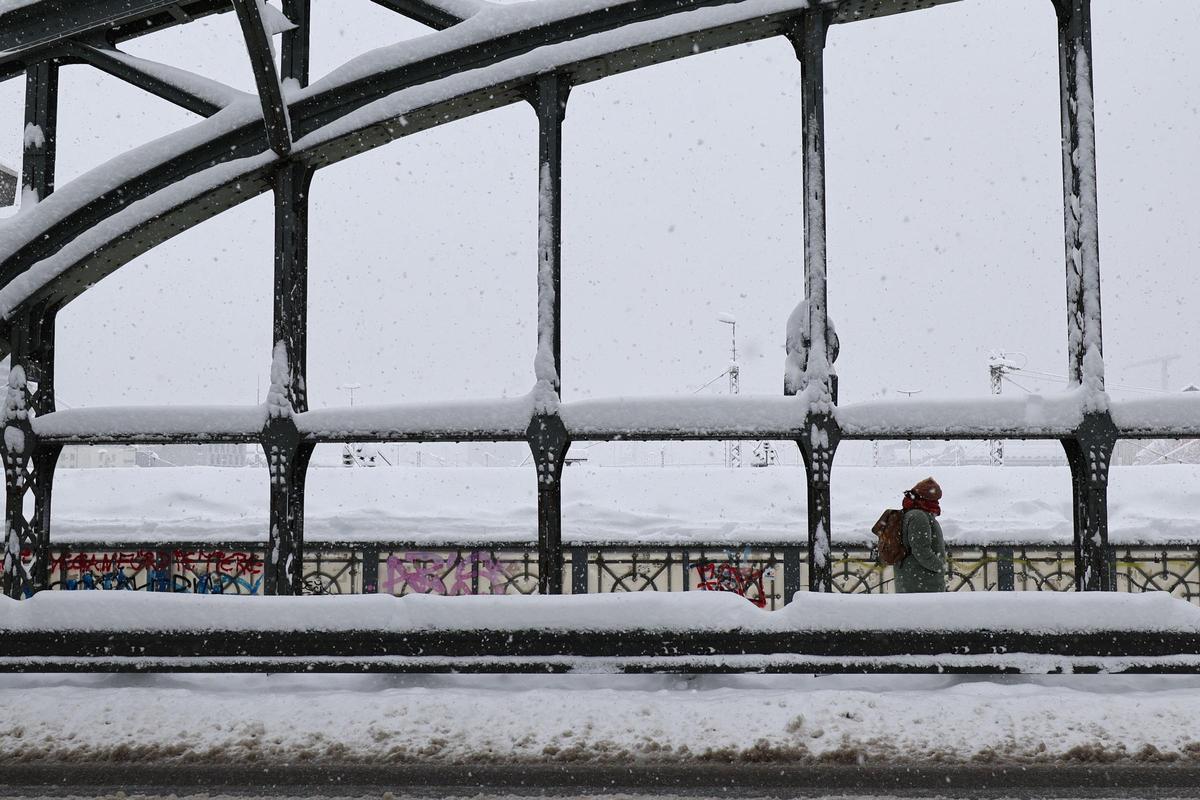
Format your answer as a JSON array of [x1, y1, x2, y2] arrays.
[[0, 0, 1177, 610]]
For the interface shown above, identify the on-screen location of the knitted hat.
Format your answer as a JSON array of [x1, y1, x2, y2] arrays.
[[908, 477, 942, 502]]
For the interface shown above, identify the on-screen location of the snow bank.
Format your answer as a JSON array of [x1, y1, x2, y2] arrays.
[[2, 590, 1196, 633], [44, 463, 1200, 546], [4, 671, 1200, 766]]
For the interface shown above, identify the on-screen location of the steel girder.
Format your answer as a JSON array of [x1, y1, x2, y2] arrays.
[[0, 0, 968, 352]]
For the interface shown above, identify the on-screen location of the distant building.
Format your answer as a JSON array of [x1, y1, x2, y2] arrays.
[[58, 446, 138, 469], [138, 444, 249, 467]]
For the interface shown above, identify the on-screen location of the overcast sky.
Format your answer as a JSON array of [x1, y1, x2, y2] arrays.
[[0, 0, 1196, 419]]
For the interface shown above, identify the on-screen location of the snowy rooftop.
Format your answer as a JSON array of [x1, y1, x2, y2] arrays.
[[46, 463, 1200, 546]]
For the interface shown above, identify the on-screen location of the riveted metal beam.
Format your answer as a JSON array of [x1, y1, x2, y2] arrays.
[[67, 42, 223, 117], [1055, 0, 1104, 391], [533, 73, 570, 394], [281, 0, 310, 87], [369, 0, 468, 31], [232, 0, 292, 157]]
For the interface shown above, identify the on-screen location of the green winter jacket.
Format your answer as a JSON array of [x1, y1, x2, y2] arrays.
[[894, 509, 947, 593]]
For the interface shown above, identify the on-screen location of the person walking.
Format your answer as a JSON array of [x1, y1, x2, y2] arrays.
[[894, 477, 947, 593]]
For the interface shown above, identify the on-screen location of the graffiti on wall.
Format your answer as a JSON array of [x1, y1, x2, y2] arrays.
[[383, 550, 518, 595], [37, 549, 264, 594], [694, 561, 768, 608]]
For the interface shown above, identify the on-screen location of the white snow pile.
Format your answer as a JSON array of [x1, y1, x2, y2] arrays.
[[2, 589, 1197, 634], [44, 463, 1200, 546], [4, 671, 1200, 766]]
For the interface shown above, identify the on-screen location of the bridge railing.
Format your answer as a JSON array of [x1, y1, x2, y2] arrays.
[[24, 540, 1200, 609]]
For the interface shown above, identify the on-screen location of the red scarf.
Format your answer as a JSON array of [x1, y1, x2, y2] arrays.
[[903, 493, 941, 517]]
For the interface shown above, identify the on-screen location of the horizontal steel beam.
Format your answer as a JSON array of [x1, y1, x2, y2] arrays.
[[369, 0, 469, 31], [66, 42, 224, 117], [1, 628, 1196, 673], [0, 0, 230, 80], [0, 0, 970, 341]]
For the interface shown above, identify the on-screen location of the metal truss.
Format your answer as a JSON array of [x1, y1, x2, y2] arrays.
[[0, 0, 1173, 598]]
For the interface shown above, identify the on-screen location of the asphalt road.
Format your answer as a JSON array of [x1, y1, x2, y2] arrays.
[[5, 763, 1200, 798]]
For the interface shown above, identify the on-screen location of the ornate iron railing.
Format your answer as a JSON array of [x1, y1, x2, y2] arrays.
[[28, 541, 1200, 609]]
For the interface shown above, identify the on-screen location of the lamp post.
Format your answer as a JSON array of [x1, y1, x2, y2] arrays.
[[896, 387, 921, 467], [718, 314, 740, 468]]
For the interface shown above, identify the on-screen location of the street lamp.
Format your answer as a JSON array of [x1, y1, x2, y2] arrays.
[[896, 387, 922, 467], [337, 382, 362, 407], [718, 313, 740, 468]]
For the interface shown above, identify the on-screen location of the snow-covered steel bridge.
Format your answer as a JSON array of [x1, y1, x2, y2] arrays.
[[0, 0, 1195, 607]]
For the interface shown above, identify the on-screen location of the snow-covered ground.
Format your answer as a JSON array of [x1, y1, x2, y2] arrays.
[[45, 464, 1200, 545], [4, 672, 1200, 766]]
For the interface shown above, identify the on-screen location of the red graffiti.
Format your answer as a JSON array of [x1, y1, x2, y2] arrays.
[[695, 562, 767, 608], [47, 549, 263, 575]]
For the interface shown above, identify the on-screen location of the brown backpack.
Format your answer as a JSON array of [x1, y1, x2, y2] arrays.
[[872, 509, 908, 565]]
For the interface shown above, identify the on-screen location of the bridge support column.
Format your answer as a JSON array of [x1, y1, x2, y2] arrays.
[[1054, 0, 1105, 394], [262, 416, 312, 595], [1062, 413, 1117, 591], [3, 61, 61, 599], [528, 414, 569, 594], [263, 112, 313, 595], [784, 10, 837, 405], [2, 311, 59, 599], [798, 414, 840, 593], [21, 61, 57, 204], [526, 73, 571, 595]]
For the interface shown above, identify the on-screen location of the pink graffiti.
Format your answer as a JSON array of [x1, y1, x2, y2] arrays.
[[384, 551, 512, 595]]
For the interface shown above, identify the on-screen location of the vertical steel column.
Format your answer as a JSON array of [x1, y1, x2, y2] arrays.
[[262, 7, 312, 596], [1062, 414, 1117, 591], [788, 11, 836, 402], [788, 12, 839, 593], [1055, 0, 1114, 590], [797, 416, 839, 593], [281, 0, 311, 89], [1055, 0, 1104, 392], [22, 61, 57, 203], [262, 167, 313, 596], [3, 62, 60, 599], [527, 73, 571, 594]]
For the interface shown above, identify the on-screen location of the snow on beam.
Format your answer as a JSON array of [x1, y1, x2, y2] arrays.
[[0, 0, 970, 335], [295, 397, 537, 441], [31, 406, 266, 443], [0, 0, 232, 82], [835, 392, 1087, 439], [1111, 394, 1200, 437], [560, 396, 811, 439], [369, 0, 488, 30], [67, 42, 249, 118]]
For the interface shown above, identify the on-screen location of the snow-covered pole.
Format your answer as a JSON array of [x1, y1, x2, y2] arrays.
[[1055, 0, 1105, 406], [262, 342, 310, 595], [1054, 0, 1115, 592], [2, 62, 62, 599], [787, 10, 839, 594], [262, 11, 312, 595], [527, 72, 572, 594], [1, 312, 59, 600], [281, 0, 311, 89], [21, 60, 57, 206]]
